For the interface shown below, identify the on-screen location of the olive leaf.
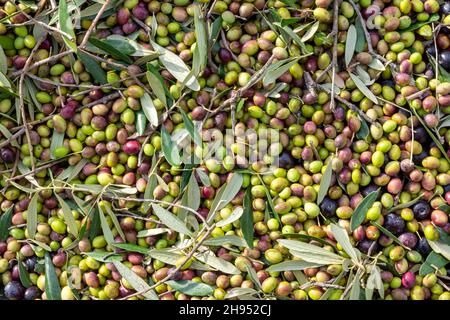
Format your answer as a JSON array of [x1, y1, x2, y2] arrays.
[[371, 221, 410, 251], [428, 240, 450, 261], [192, 4, 207, 75], [0, 206, 13, 241], [439, 115, 450, 130], [317, 160, 333, 205], [194, 250, 241, 275], [349, 270, 362, 300], [240, 187, 254, 248], [151, 204, 193, 237], [203, 235, 248, 248], [18, 261, 32, 288], [49, 131, 65, 160], [148, 249, 212, 271], [56, 158, 88, 182], [58, 0, 77, 51], [83, 251, 123, 263], [368, 58, 386, 71], [420, 252, 449, 276], [278, 239, 344, 264], [224, 288, 259, 299], [207, 173, 243, 223], [112, 243, 149, 254], [245, 264, 262, 290], [403, 14, 439, 32], [345, 24, 357, 66], [255, 174, 280, 223], [0, 45, 7, 74], [55, 193, 78, 238], [45, 252, 62, 300], [161, 126, 181, 166], [77, 50, 107, 84], [266, 260, 324, 272], [180, 109, 202, 147], [97, 203, 115, 245], [355, 19, 366, 53], [388, 193, 424, 213], [330, 223, 360, 263], [88, 37, 133, 64], [146, 68, 167, 107], [27, 193, 39, 239], [167, 280, 214, 296], [349, 73, 378, 104], [151, 40, 200, 91], [350, 189, 379, 231], [263, 57, 299, 86], [136, 110, 147, 135], [140, 92, 158, 127], [301, 21, 320, 42], [137, 228, 170, 238], [282, 233, 338, 252], [103, 204, 126, 241], [356, 117, 370, 140], [113, 261, 158, 300], [356, 65, 374, 85], [365, 266, 384, 300], [0, 123, 19, 148], [196, 168, 211, 187], [216, 207, 243, 228]]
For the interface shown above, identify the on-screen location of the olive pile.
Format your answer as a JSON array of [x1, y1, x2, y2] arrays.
[[0, 0, 449, 300]]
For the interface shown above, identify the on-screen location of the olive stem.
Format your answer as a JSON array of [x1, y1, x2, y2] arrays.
[[79, 0, 112, 49], [330, 0, 340, 111], [11, 50, 72, 79], [299, 281, 346, 290]]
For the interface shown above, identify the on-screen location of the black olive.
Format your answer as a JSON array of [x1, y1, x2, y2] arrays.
[[384, 214, 405, 235], [319, 197, 337, 217], [439, 51, 450, 72], [4, 281, 25, 300], [413, 200, 431, 220]]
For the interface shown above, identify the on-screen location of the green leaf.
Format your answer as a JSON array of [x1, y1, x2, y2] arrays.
[[207, 173, 243, 223], [192, 5, 207, 75], [256, 174, 280, 223], [58, 0, 77, 51], [146, 69, 167, 107], [113, 261, 158, 300], [330, 224, 360, 263], [148, 249, 212, 271], [262, 58, 299, 86], [112, 243, 149, 254], [403, 14, 439, 32], [317, 161, 333, 205], [371, 221, 410, 250], [349, 271, 362, 300], [209, 16, 222, 45], [167, 280, 213, 296], [88, 38, 133, 64], [180, 109, 202, 147], [137, 228, 170, 237], [161, 126, 181, 166], [290, 250, 346, 265], [428, 240, 450, 261], [350, 189, 379, 231], [80, 1, 117, 19], [18, 261, 32, 288], [83, 251, 123, 263], [27, 193, 39, 239], [368, 58, 385, 71], [0, 123, 19, 148], [151, 40, 200, 91], [186, 173, 200, 211], [196, 168, 211, 187], [241, 188, 254, 248], [356, 118, 370, 140], [140, 92, 158, 127], [345, 25, 357, 66], [216, 207, 243, 228], [273, 23, 309, 55], [282, 233, 338, 252], [420, 252, 449, 276], [98, 204, 114, 245], [301, 21, 320, 42], [355, 19, 366, 53], [349, 73, 378, 104], [0, 45, 7, 74], [151, 204, 193, 237], [0, 35, 14, 50], [194, 250, 241, 274], [278, 239, 344, 264], [0, 206, 13, 241], [245, 264, 262, 290], [103, 204, 126, 241], [439, 115, 450, 130], [203, 235, 249, 248], [55, 194, 78, 237], [388, 193, 424, 213], [49, 131, 65, 160], [224, 288, 259, 299], [45, 252, 61, 300], [136, 110, 147, 135], [78, 50, 107, 84], [266, 260, 324, 272]]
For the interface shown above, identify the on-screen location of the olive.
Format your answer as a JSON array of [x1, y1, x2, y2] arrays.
[[412, 201, 431, 220], [439, 51, 450, 71], [384, 214, 406, 235], [4, 281, 25, 300], [319, 198, 337, 217]]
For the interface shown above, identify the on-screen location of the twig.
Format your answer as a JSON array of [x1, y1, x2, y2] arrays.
[[11, 50, 72, 78], [17, 10, 75, 41], [6, 158, 67, 182], [300, 281, 346, 290], [79, 0, 111, 49], [406, 88, 430, 101], [316, 64, 332, 83], [330, 0, 339, 111], [0, 127, 26, 149]]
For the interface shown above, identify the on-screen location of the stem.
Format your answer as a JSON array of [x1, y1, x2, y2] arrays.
[[79, 0, 111, 49]]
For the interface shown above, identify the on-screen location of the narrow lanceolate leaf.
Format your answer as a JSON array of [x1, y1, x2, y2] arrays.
[[161, 126, 181, 166], [27, 193, 39, 239], [245, 264, 262, 290], [263, 58, 299, 86], [0, 206, 13, 241], [194, 251, 240, 275], [0, 45, 7, 74], [368, 58, 386, 71], [207, 173, 243, 223], [137, 228, 170, 238], [371, 221, 410, 250], [151, 40, 200, 91], [317, 161, 333, 205], [420, 252, 449, 276], [113, 261, 158, 300], [203, 235, 249, 248], [59, 0, 77, 51], [45, 252, 61, 300], [356, 118, 370, 140], [330, 224, 360, 263], [278, 239, 344, 264], [55, 194, 78, 237], [290, 250, 346, 265], [266, 260, 324, 272], [428, 240, 450, 261], [241, 188, 254, 248], [98, 204, 114, 245], [167, 280, 213, 296], [180, 109, 202, 147], [355, 19, 366, 53], [140, 93, 158, 127], [88, 38, 133, 64], [350, 189, 379, 231], [366, 266, 384, 299], [225, 288, 259, 299], [50, 131, 65, 160], [18, 261, 32, 288], [146, 69, 166, 107], [345, 25, 357, 66], [83, 251, 123, 263], [0, 123, 19, 148], [349, 73, 378, 104], [388, 193, 424, 213], [349, 271, 362, 300], [209, 16, 222, 45], [192, 5, 207, 75], [112, 243, 149, 254], [77, 50, 107, 84], [136, 110, 147, 135], [216, 207, 243, 228], [56, 158, 88, 182], [186, 173, 200, 210], [301, 21, 320, 42], [104, 205, 126, 241], [151, 204, 193, 237]]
